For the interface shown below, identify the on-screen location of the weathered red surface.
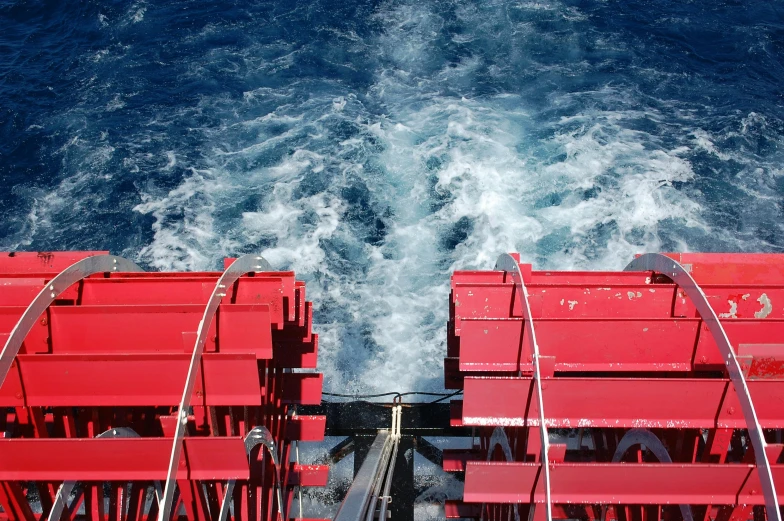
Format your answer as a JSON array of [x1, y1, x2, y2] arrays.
[[446, 253, 784, 521]]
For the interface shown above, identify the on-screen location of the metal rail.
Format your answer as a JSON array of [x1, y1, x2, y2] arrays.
[[376, 405, 402, 521], [0, 255, 143, 389], [495, 254, 552, 521], [625, 253, 781, 521], [158, 254, 273, 521], [334, 430, 391, 521]]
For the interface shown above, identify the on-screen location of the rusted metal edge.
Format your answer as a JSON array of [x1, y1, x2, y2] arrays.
[[0, 254, 143, 389], [158, 254, 273, 521], [625, 253, 781, 521], [495, 253, 552, 521]]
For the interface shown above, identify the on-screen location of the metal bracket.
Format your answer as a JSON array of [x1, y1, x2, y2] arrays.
[[625, 253, 781, 521], [495, 254, 552, 521], [218, 426, 284, 521], [0, 255, 143, 388], [158, 254, 273, 521]]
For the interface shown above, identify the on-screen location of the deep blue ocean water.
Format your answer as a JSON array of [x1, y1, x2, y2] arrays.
[[2, 0, 784, 398]]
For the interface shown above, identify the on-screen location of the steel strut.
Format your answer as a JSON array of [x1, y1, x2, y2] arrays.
[[495, 254, 552, 521], [158, 254, 272, 521], [625, 253, 781, 521]]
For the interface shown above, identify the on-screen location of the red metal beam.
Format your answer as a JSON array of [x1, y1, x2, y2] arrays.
[[464, 461, 784, 505], [461, 377, 784, 428], [0, 437, 249, 481]]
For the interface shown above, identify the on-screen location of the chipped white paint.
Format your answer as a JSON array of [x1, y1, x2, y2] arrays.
[[718, 300, 738, 319], [649, 289, 656, 293], [643, 328, 648, 332], [626, 291, 636, 300], [625, 253, 780, 521], [559, 299, 564, 306], [615, 293, 622, 298], [755, 293, 772, 319], [568, 300, 578, 311], [742, 293, 750, 300]]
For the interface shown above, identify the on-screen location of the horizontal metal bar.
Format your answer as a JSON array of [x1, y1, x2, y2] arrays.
[[463, 461, 784, 505], [461, 376, 784, 428], [298, 402, 468, 436], [48, 303, 272, 357], [0, 353, 262, 407], [456, 317, 784, 372], [0, 437, 249, 481]]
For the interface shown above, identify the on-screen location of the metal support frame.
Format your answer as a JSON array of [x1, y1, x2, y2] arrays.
[[334, 405, 402, 521], [218, 426, 283, 521], [607, 429, 693, 521], [47, 428, 159, 521], [335, 431, 391, 521], [625, 253, 781, 521], [158, 254, 272, 521], [495, 254, 552, 521], [0, 255, 143, 388]]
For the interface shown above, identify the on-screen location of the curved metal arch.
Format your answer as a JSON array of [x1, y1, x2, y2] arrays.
[[0, 255, 143, 388], [217, 426, 284, 521], [158, 254, 273, 521], [482, 427, 521, 521], [48, 428, 163, 521], [604, 429, 693, 521], [494, 254, 551, 521], [625, 253, 780, 521]]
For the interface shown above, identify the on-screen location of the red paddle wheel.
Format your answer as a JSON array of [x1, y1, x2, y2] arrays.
[[445, 253, 784, 521], [0, 251, 327, 521]]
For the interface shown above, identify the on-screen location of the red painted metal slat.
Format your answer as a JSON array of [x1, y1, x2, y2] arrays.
[[218, 304, 273, 358], [0, 279, 47, 306], [285, 416, 327, 442], [453, 283, 677, 323], [0, 437, 249, 481], [80, 276, 293, 329], [49, 304, 209, 353], [0, 251, 108, 273], [458, 318, 700, 372], [0, 307, 48, 353], [464, 461, 784, 505], [288, 464, 329, 487], [281, 373, 323, 405], [0, 353, 261, 406], [48, 304, 274, 358], [662, 253, 784, 284], [461, 377, 784, 428]]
